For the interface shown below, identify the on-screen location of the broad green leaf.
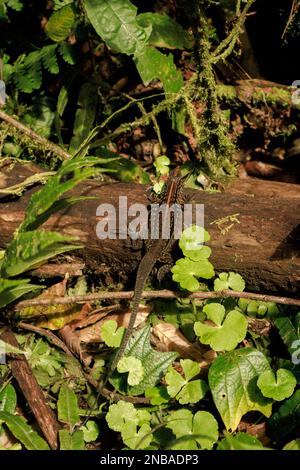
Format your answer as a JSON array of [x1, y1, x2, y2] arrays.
[[1, 230, 81, 277], [165, 359, 207, 405], [45, 4, 76, 42], [82, 421, 99, 443], [69, 82, 98, 153], [217, 432, 266, 450], [59, 429, 84, 450], [257, 369, 297, 401], [172, 257, 215, 292], [195, 309, 248, 351], [209, 348, 272, 431], [176, 380, 208, 405], [137, 13, 192, 50], [214, 272, 245, 292], [0, 278, 41, 308], [106, 401, 137, 432], [165, 367, 186, 397], [121, 422, 152, 450], [110, 325, 177, 395], [135, 46, 183, 94], [117, 356, 144, 386], [84, 0, 151, 55], [101, 320, 125, 348], [203, 303, 225, 326], [0, 384, 17, 414], [0, 411, 50, 450], [57, 385, 80, 428], [268, 390, 300, 442], [283, 439, 300, 450], [179, 226, 211, 260], [166, 409, 218, 450]]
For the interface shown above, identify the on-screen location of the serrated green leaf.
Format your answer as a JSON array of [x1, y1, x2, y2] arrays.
[[110, 325, 177, 395], [58, 42, 76, 65], [117, 356, 144, 386], [257, 369, 297, 401], [58, 385, 80, 428], [135, 46, 183, 94], [137, 13, 192, 50], [0, 384, 17, 414], [0, 411, 50, 450], [217, 432, 266, 450], [195, 309, 248, 351], [59, 429, 84, 450], [101, 320, 125, 348], [45, 4, 76, 42], [84, 0, 151, 55], [208, 348, 272, 431], [0, 339, 25, 357]]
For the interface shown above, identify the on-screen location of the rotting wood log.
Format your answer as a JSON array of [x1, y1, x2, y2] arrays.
[[0, 158, 299, 293]]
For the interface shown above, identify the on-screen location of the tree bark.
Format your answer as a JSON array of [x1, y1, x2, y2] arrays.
[[0, 159, 299, 293]]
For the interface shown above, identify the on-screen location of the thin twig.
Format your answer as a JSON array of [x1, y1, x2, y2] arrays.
[[0, 109, 71, 160], [14, 289, 300, 309]]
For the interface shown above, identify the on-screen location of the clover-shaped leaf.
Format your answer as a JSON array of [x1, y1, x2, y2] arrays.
[[117, 356, 144, 386], [106, 401, 138, 432], [145, 386, 170, 405], [179, 226, 211, 261], [82, 421, 99, 443], [194, 304, 248, 351], [257, 369, 297, 401], [172, 257, 215, 292], [101, 320, 125, 348], [166, 409, 218, 450], [214, 272, 245, 292], [165, 359, 208, 405]]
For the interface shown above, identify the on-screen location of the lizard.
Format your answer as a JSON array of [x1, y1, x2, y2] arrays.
[[101, 166, 191, 391]]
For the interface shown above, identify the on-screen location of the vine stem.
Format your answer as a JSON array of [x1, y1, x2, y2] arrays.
[[15, 289, 300, 309]]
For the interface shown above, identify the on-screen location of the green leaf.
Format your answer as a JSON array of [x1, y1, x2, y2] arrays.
[[214, 272, 245, 292], [45, 4, 76, 42], [166, 409, 218, 450], [121, 422, 152, 450], [268, 390, 300, 442], [217, 432, 266, 450], [117, 356, 144, 386], [179, 225, 211, 260], [82, 421, 99, 443], [1, 230, 81, 278], [137, 13, 192, 50], [69, 82, 98, 153], [101, 320, 125, 348], [106, 401, 137, 432], [58, 42, 76, 65], [283, 439, 300, 450], [134, 46, 183, 94], [165, 359, 207, 405], [209, 348, 272, 431], [84, 0, 151, 55], [59, 429, 84, 450], [257, 369, 297, 401], [57, 385, 80, 428], [0, 384, 17, 414], [275, 317, 299, 356], [172, 257, 215, 292], [0, 278, 41, 308], [194, 307, 248, 351], [0, 411, 50, 450], [110, 325, 177, 395], [145, 386, 170, 405]]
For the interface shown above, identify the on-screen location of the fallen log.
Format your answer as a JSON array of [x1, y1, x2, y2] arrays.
[[0, 159, 299, 293]]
